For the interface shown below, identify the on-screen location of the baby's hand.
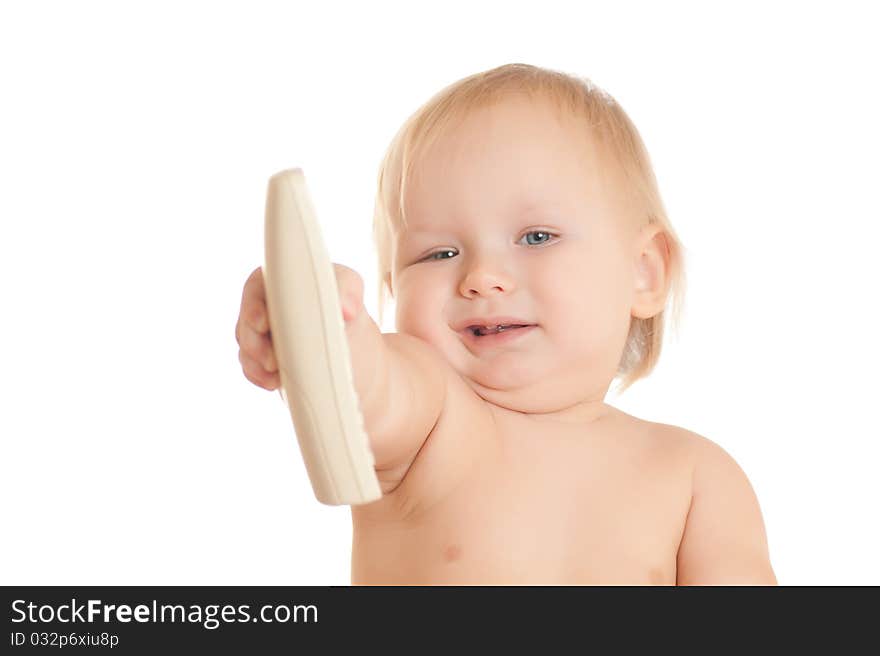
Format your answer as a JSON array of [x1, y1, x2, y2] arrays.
[[235, 264, 366, 391], [236, 267, 280, 390]]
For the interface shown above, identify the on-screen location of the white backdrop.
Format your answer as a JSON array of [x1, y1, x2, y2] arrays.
[[1, 0, 877, 585]]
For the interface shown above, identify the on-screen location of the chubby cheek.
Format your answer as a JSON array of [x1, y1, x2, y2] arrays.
[[576, 268, 633, 351], [535, 260, 625, 349], [394, 282, 446, 344]]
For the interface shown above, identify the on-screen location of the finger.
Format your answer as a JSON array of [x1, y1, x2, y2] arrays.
[[333, 263, 364, 299], [234, 314, 255, 345], [239, 349, 279, 390], [239, 324, 278, 373], [334, 264, 364, 323], [243, 266, 266, 300], [341, 293, 360, 323], [264, 341, 278, 373], [247, 302, 269, 335], [240, 267, 270, 333]]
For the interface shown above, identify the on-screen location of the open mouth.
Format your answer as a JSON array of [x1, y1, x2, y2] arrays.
[[468, 324, 532, 336]]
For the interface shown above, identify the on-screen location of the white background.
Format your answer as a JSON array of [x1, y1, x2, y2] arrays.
[[1, 1, 877, 585]]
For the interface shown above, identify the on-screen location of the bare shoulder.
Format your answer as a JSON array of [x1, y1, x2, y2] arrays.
[[651, 423, 778, 585], [631, 418, 761, 499], [652, 422, 755, 483], [610, 409, 699, 468]]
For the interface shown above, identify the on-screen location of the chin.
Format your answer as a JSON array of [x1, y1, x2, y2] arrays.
[[466, 360, 538, 392]]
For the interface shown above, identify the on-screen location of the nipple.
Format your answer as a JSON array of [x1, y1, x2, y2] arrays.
[[443, 544, 462, 563]]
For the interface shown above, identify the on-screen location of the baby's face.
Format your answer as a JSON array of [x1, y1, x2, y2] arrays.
[[389, 95, 645, 421]]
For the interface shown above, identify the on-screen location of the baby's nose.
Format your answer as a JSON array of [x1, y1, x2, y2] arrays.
[[460, 268, 512, 297]]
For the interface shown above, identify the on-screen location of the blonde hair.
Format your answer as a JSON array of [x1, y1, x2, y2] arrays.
[[371, 63, 687, 395]]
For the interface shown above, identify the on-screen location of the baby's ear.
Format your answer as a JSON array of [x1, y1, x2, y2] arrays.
[[631, 224, 671, 319]]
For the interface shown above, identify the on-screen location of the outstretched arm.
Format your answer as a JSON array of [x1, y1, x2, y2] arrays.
[[346, 305, 446, 476]]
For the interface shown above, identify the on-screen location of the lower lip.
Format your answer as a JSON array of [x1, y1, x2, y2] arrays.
[[461, 325, 537, 348]]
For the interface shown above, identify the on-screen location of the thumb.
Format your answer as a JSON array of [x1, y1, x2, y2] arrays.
[[341, 288, 363, 323], [337, 271, 365, 324]]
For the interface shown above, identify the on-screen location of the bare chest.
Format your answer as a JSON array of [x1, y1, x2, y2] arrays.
[[352, 417, 692, 585]]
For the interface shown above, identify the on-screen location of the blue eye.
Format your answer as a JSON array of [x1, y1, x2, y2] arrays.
[[425, 249, 457, 261], [420, 230, 558, 262], [521, 230, 555, 246]]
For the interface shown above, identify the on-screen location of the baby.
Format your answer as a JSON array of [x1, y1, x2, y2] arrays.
[[235, 63, 777, 585]]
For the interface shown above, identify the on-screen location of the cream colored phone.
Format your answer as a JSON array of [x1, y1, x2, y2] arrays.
[[263, 168, 382, 506]]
